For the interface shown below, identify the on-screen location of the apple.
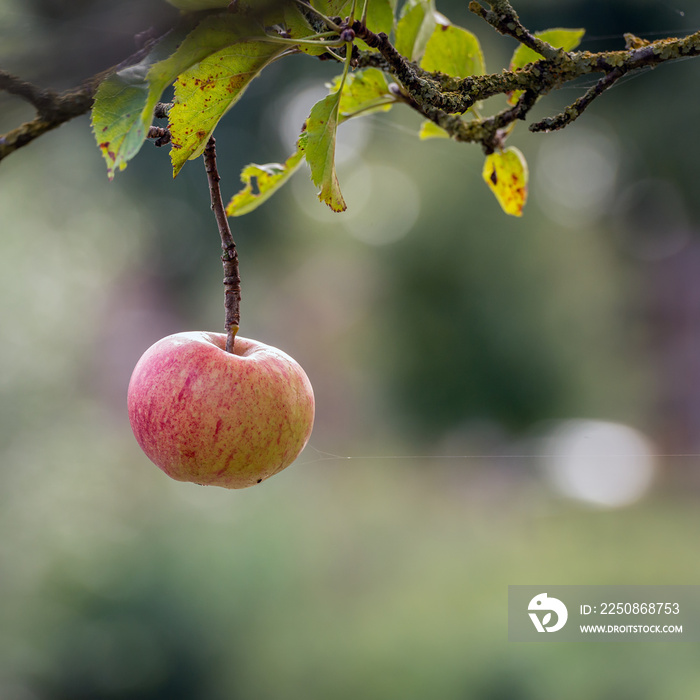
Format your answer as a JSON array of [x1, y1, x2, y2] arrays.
[[127, 331, 314, 489]]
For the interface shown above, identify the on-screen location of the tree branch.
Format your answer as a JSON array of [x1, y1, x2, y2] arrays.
[[468, 0, 562, 60], [0, 72, 98, 162], [370, 16, 700, 152], [349, 20, 447, 109], [203, 136, 241, 354], [529, 68, 625, 132], [3, 3, 700, 164]]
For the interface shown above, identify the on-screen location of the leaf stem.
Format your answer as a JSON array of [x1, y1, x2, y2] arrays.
[[325, 48, 346, 62], [203, 136, 240, 354], [360, 0, 370, 25], [260, 33, 344, 48], [341, 96, 399, 120], [293, 0, 341, 31]]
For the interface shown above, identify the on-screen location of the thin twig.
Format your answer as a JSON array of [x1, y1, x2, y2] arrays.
[[529, 68, 625, 132], [0, 71, 55, 114], [203, 136, 241, 354], [0, 72, 97, 162], [468, 0, 561, 60]]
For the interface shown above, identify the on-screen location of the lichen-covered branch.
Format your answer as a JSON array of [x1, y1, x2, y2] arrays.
[[468, 0, 562, 60], [3, 1, 700, 164], [529, 68, 624, 133], [350, 20, 445, 108], [524, 32, 700, 132], [0, 72, 97, 162], [357, 6, 700, 152]]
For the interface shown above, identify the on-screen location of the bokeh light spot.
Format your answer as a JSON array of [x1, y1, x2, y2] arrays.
[[540, 420, 656, 508]]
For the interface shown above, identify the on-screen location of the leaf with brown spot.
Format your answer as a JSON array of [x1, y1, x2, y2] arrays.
[[482, 147, 528, 217], [226, 147, 305, 217], [91, 26, 190, 179], [169, 39, 287, 176], [92, 12, 262, 179]]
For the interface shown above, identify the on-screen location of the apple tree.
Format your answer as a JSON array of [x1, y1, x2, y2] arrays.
[[2, 0, 700, 485]]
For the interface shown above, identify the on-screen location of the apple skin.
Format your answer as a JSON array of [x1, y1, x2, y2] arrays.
[[127, 331, 314, 489]]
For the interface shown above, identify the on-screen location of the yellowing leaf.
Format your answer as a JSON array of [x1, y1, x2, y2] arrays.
[[226, 148, 305, 217], [329, 68, 394, 119], [229, 67, 393, 217], [302, 91, 346, 212], [418, 120, 449, 139], [165, 7, 337, 175], [169, 40, 285, 175], [92, 9, 322, 179], [421, 22, 484, 77], [482, 147, 528, 217]]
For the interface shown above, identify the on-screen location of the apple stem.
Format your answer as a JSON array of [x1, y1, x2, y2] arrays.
[[203, 136, 240, 354]]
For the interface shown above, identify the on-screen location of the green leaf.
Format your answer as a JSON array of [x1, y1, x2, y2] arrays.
[[169, 3, 344, 175], [509, 28, 585, 71], [482, 146, 528, 217], [301, 91, 346, 212], [418, 120, 449, 139], [226, 148, 305, 217], [148, 17, 262, 114], [149, 14, 264, 94], [93, 13, 284, 179], [91, 28, 190, 179], [164, 7, 332, 174], [282, 3, 329, 56], [169, 40, 286, 176], [394, 0, 436, 62], [329, 67, 394, 119], [310, 0, 352, 16], [420, 21, 484, 77], [227, 66, 394, 217], [92, 6, 324, 179], [364, 0, 396, 38]]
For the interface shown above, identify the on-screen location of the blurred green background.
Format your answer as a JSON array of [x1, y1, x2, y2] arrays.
[[2, 1, 700, 698]]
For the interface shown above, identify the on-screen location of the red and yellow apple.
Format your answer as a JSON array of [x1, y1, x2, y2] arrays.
[[127, 331, 314, 489]]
